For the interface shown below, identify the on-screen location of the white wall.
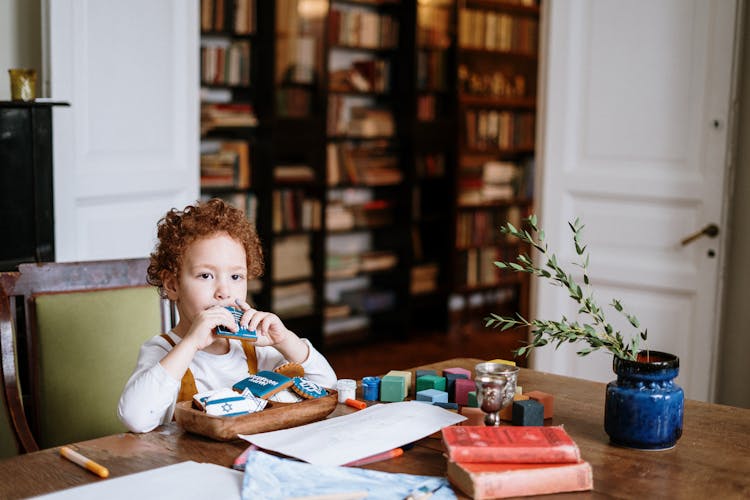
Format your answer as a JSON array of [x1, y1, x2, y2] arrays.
[[0, 0, 41, 100]]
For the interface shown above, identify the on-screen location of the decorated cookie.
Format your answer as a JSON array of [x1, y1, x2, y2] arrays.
[[273, 362, 305, 378], [233, 371, 293, 399], [216, 306, 258, 341], [204, 388, 253, 417], [268, 388, 304, 403], [291, 377, 328, 399]]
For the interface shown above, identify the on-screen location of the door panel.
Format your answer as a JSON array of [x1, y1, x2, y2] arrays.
[[534, 0, 736, 401], [45, 0, 199, 261]]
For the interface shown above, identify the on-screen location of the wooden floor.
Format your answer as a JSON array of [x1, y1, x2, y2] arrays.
[[324, 316, 527, 379]]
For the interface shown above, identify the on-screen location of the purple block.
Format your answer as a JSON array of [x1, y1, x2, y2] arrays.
[[454, 378, 475, 406], [443, 367, 472, 379]]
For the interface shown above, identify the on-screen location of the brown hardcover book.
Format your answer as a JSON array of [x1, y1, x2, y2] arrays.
[[447, 460, 593, 499], [442, 425, 581, 463]]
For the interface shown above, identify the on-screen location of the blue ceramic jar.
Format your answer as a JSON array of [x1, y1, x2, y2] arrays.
[[604, 350, 684, 450]]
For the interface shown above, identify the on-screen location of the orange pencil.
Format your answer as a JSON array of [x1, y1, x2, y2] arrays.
[[344, 447, 404, 467], [60, 446, 109, 478], [345, 398, 367, 410]]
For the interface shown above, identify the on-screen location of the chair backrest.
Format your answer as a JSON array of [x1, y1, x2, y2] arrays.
[[0, 258, 174, 452]]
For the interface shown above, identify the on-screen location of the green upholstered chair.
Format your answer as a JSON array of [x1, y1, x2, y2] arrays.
[[0, 258, 174, 452]]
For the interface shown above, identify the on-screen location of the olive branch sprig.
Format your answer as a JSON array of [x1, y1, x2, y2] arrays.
[[484, 214, 647, 361]]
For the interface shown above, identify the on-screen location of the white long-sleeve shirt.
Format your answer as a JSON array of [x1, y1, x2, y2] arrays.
[[118, 330, 337, 433]]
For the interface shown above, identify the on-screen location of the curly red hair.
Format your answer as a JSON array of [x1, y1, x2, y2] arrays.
[[147, 198, 264, 297]]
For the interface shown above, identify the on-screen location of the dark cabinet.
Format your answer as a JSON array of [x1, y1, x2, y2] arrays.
[[0, 102, 68, 271]]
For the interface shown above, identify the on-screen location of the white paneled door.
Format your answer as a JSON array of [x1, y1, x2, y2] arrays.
[[534, 0, 738, 401], [45, 0, 199, 261]]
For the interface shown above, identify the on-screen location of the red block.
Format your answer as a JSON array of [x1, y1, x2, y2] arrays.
[[454, 378, 475, 406]]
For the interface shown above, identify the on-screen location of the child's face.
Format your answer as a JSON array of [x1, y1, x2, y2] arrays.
[[165, 232, 248, 322]]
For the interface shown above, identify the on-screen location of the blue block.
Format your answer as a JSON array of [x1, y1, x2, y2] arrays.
[[432, 401, 459, 410], [416, 389, 449, 403], [512, 399, 544, 426]]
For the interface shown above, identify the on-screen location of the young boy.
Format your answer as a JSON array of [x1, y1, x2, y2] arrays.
[[118, 199, 336, 433]]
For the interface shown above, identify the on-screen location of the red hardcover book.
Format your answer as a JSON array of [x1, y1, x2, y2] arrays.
[[442, 425, 581, 463], [447, 460, 593, 499]]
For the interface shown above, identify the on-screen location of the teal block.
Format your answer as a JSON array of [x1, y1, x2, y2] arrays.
[[467, 391, 478, 407], [380, 375, 405, 402], [416, 389, 449, 403], [415, 369, 438, 380], [415, 375, 447, 393]]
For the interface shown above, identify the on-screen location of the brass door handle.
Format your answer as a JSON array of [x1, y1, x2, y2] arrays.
[[681, 223, 719, 246]]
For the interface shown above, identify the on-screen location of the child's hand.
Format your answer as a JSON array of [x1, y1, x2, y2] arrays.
[[182, 306, 237, 351], [235, 299, 309, 363]]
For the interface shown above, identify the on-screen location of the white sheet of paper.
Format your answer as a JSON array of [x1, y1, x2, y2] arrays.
[[31, 461, 242, 500], [240, 401, 466, 466]]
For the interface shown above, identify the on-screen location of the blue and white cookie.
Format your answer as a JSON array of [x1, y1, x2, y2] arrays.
[[216, 306, 257, 341], [291, 377, 328, 399], [233, 371, 293, 399]]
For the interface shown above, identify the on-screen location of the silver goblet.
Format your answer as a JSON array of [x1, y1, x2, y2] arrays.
[[474, 362, 519, 426]]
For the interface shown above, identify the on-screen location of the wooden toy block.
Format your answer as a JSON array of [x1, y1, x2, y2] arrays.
[[433, 401, 459, 410], [416, 374, 447, 393], [458, 406, 485, 426], [444, 372, 469, 402], [488, 358, 516, 366], [443, 367, 472, 379], [386, 370, 412, 397], [454, 378, 476, 406], [467, 391, 478, 407], [512, 399, 544, 426], [415, 369, 438, 380], [526, 390, 555, 419], [416, 388, 449, 403], [500, 394, 529, 421], [380, 375, 405, 402]]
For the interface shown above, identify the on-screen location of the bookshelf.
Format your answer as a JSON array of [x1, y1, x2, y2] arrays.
[[322, 0, 410, 346], [408, 0, 456, 331], [197, 0, 542, 354], [451, 0, 540, 345]]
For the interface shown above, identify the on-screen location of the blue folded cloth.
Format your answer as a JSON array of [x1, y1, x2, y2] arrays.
[[241, 450, 456, 500]]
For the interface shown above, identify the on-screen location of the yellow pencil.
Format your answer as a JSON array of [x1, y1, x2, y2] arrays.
[[59, 446, 109, 478]]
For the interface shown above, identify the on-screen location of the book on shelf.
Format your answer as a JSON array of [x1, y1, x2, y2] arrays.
[[272, 235, 312, 281], [274, 164, 315, 183], [201, 103, 258, 133], [411, 262, 439, 295], [446, 459, 593, 500], [273, 281, 314, 318], [200, 39, 251, 86], [442, 426, 582, 464], [200, 140, 251, 189]]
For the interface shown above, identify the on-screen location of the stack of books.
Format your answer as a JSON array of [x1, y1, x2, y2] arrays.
[[442, 425, 593, 499]]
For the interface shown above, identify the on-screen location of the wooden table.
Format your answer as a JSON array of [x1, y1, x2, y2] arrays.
[[1, 358, 749, 499]]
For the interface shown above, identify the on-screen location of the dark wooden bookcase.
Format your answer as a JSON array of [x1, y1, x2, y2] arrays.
[[0, 101, 68, 272], [198, 0, 541, 353], [451, 0, 540, 352]]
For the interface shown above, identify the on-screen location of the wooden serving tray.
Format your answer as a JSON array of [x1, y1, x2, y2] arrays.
[[174, 389, 338, 441]]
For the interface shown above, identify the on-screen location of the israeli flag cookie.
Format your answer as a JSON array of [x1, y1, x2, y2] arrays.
[[233, 371, 293, 399], [205, 388, 253, 417], [216, 306, 257, 341], [291, 377, 328, 399], [240, 388, 269, 413]]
